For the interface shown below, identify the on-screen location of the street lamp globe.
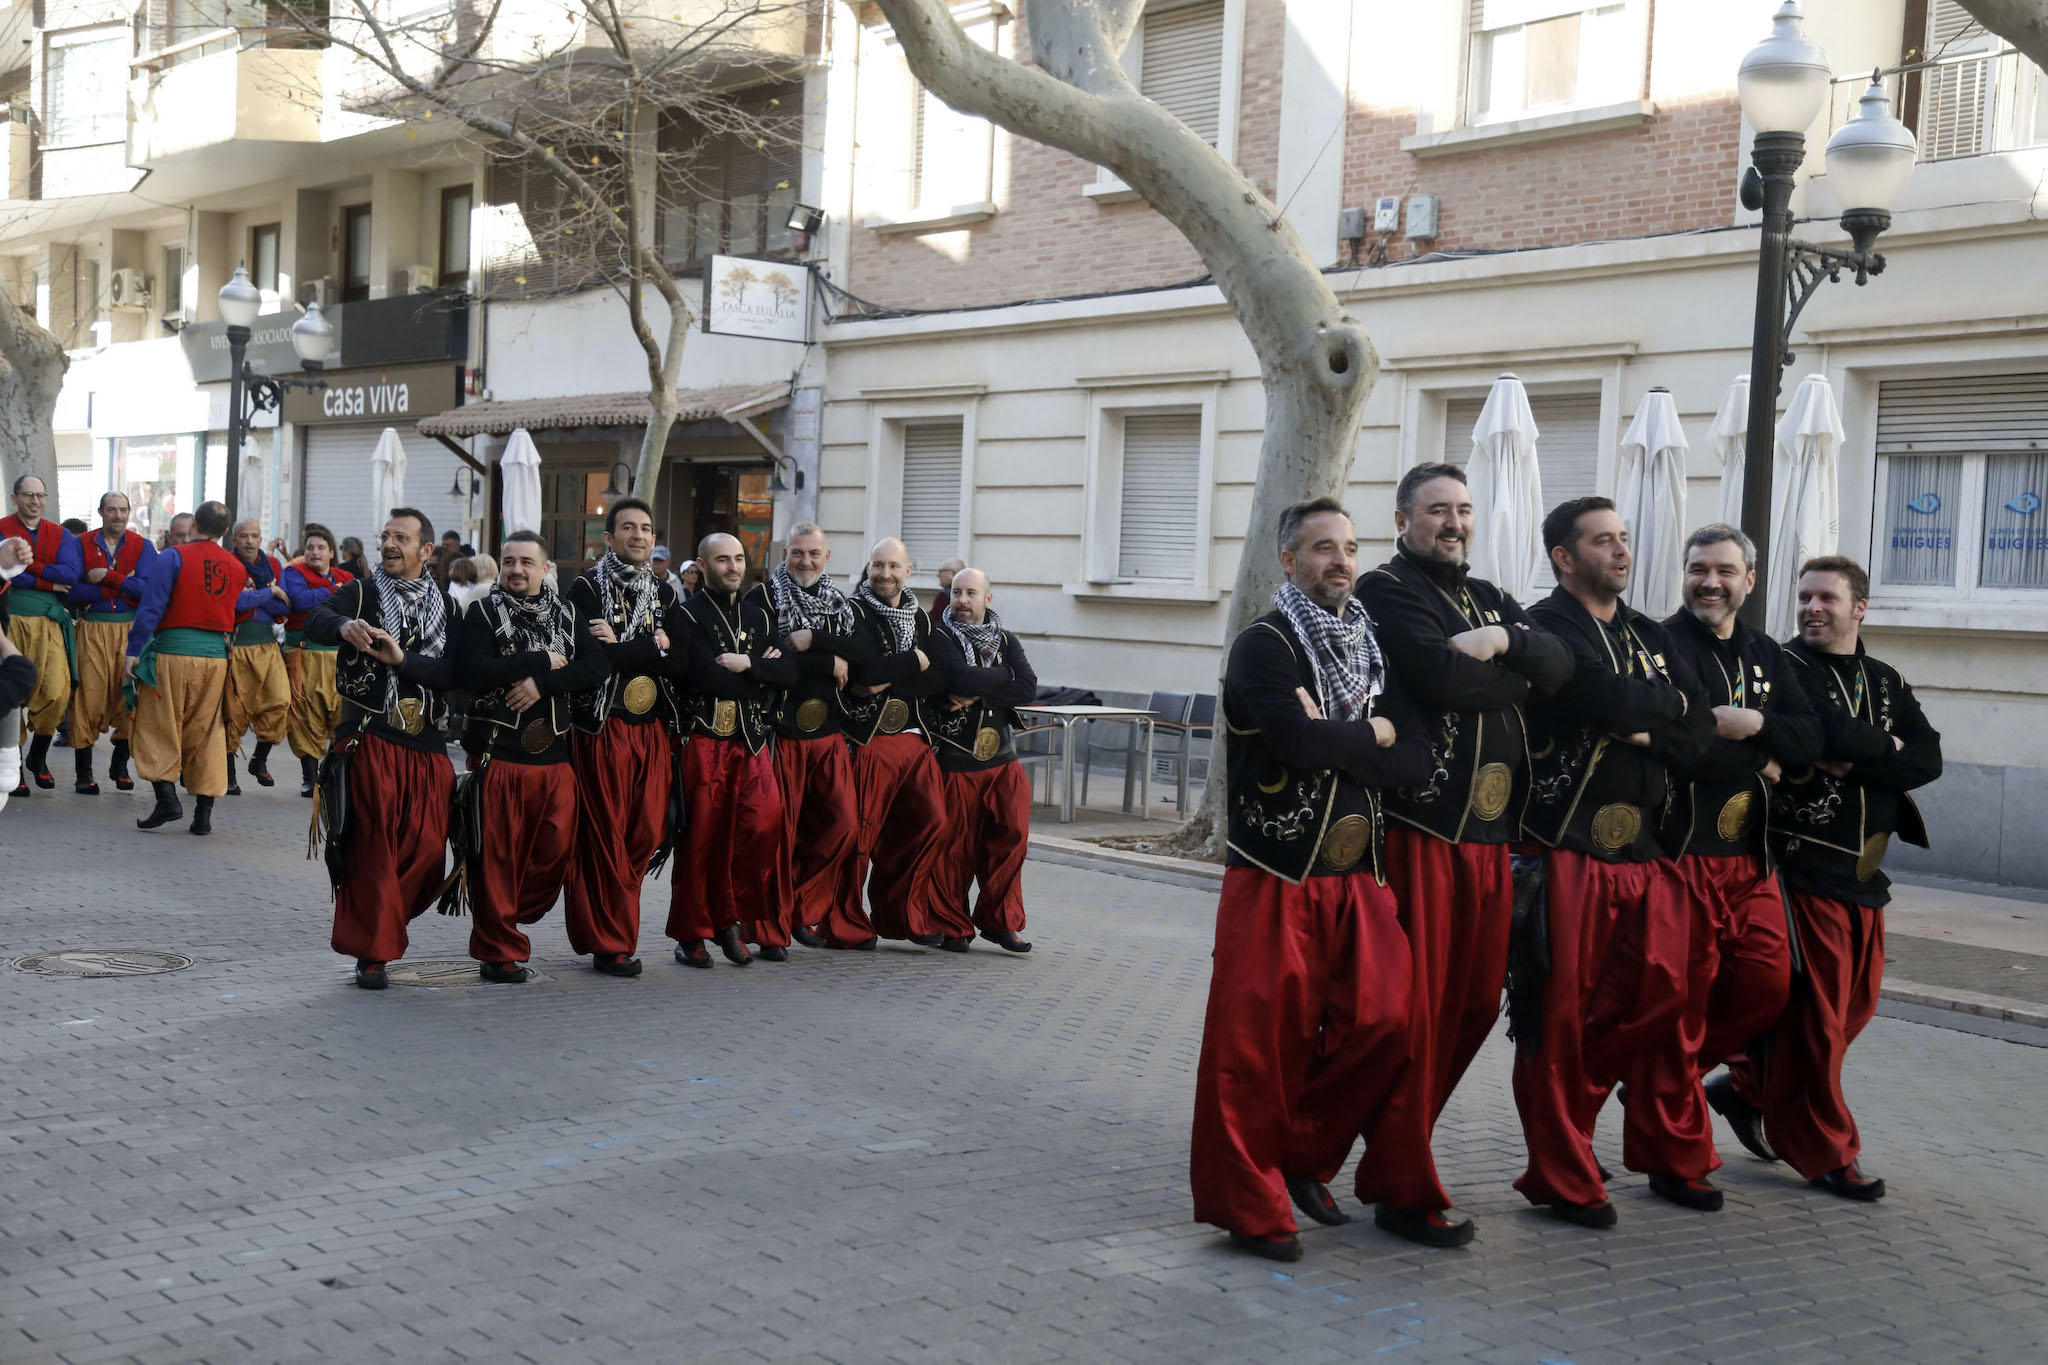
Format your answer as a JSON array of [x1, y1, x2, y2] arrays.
[[1737, 1, 1832, 135], [218, 264, 262, 329], [291, 300, 336, 369], [1827, 78, 1918, 216]]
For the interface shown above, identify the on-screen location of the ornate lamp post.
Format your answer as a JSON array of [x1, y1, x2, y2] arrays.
[[1734, 1, 1918, 627], [217, 265, 336, 526]]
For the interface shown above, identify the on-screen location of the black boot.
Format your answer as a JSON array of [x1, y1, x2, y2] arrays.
[[225, 755, 241, 796], [189, 796, 213, 836], [74, 746, 99, 795], [109, 738, 133, 791], [300, 754, 319, 798], [714, 924, 753, 966], [249, 741, 275, 786], [137, 780, 184, 830], [28, 733, 54, 788]]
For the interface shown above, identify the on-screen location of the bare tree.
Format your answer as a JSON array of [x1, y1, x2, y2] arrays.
[[869, 0, 1375, 852], [1957, 0, 2048, 72], [0, 290, 69, 509], [275, 0, 813, 504]]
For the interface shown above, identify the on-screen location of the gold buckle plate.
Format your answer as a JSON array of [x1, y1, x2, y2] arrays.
[[1318, 814, 1371, 872], [1856, 831, 1890, 881], [1590, 802, 1641, 852], [1470, 762, 1512, 821], [878, 697, 910, 735], [973, 726, 1001, 762], [795, 697, 830, 732], [387, 697, 425, 735], [621, 676, 658, 715], [520, 718, 554, 754], [711, 698, 738, 737], [1716, 790, 1756, 842]]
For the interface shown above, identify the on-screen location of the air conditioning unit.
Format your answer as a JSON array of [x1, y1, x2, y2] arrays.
[[300, 276, 341, 309], [108, 269, 150, 308], [397, 264, 437, 294]]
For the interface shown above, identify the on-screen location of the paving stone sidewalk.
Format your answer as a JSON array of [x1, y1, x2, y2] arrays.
[[2, 774, 2046, 1364]]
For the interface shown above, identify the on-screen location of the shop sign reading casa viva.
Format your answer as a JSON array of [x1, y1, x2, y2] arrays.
[[281, 363, 461, 427]]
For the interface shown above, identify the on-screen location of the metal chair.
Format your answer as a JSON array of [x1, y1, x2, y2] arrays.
[[1153, 691, 1216, 815], [1080, 690, 1190, 811]]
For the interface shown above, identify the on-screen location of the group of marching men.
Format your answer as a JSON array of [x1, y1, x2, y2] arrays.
[[1193, 463, 1941, 1261], [2, 475, 1037, 987]]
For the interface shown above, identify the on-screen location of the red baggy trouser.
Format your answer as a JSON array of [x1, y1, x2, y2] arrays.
[[1743, 890, 1883, 1180], [1355, 829, 1513, 1211], [937, 762, 1031, 936], [330, 733, 452, 964], [853, 733, 971, 941], [469, 759, 578, 965], [1677, 856, 1794, 1076], [565, 719, 673, 958], [775, 734, 862, 944], [1191, 866, 1413, 1240], [1510, 850, 1701, 1207], [667, 736, 789, 947]]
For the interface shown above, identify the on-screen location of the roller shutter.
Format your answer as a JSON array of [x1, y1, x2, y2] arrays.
[[900, 420, 963, 571], [1118, 411, 1201, 580], [1445, 391, 1602, 505]]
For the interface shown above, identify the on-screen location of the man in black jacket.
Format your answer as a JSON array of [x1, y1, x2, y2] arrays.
[[925, 567, 1038, 954], [1191, 498, 1435, 1264], [1660, 525, 1822, 1171], [1514, 497, 1714, 1228], [665, 532, 800, 967], [1734, 556, 1941, 1201], [1353, 462, 1573, 1247], [457, 531, 611, 983]]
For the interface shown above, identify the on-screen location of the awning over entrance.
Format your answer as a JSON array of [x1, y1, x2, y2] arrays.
[[414, 380, 790, 440]]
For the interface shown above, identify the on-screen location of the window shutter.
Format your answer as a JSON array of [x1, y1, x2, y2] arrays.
[[900, 420, 963, 571], [47, 29, 127, 146], [1877, 373, 2048, 454], [1921, 0, 1992, 158], [1117, 412, 1201, 580], [1444, 392, 1602, 504], [1140, 1, 1224, 145]]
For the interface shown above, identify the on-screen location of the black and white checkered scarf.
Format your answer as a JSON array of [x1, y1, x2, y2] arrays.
[[370, 567, 446, 707], [942, 604, 1004, 667], [854, 577, 918, 654], [1274, 582, 1383, 722], [770, 562, 855, 636], [593, 551, 662, 640], [486, 582, 572, 656]]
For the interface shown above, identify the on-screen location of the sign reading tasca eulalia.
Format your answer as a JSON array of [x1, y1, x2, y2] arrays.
[[703, 255, 811, 344]]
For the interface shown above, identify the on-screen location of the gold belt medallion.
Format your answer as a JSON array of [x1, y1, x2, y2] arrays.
[[878, 697, 911, 734], [387, 697, 425, 735], [1318, 814, 1372, 872], [520, 718, 555, 754], [795, 697, 830, 732], [621, 676, 659, 715], [1470, 762, 1512, 821], [973, 726, 1001, 762], [1590, 802, 1641, 853], [1856, 831, 1890, 881], [1716, 790, 1757, 842], [710, 698, 738, 737]]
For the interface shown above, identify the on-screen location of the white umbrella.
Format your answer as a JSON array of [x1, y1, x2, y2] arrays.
[[1709, 374, 1750, 529], [500, 427, 543, 536], [234, 438, 265, 533], [370, 428, 408, 523], [1466, 373, 1545, 601], [1616, 388, 1689, 618], [1766, 373, 1845, 638]]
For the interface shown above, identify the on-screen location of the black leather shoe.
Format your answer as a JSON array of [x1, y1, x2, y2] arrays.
[[110, 740, 132, 790], [31, 765, 54, 789], [11, 782, 28, 799], [1228, 1231, 1303, 1262], [939, 936, 972, 953], [1548, 1199, 1618, 1229], [300, 755, 319, 798], [1647, 1173, 1724, 1211], [714, 924, 752, 965], [189, 797, 213, 836], [981, 930, 1033, 954], [674, 940, 714, 968], [479, 961, 533, 984], [137, 781, 183, 830], [74, 749, 99, 794], [851, 936, 879, 952], [225, 757, 241, 797], [1704, 1073, 1778, 1162], [1374, 1205, 1476, 1248], [907, 933, 945, 948], [592, 954, 643, 978], [757, 945, 789, 962], [1811, 1163, 1886, 1201], [1597, 1163, 1613, 1183], [792, 925, 824, 948], [249, 744, 274, 786], [354, 961, 388, 991], [1284, 1174, 1350, 1226]]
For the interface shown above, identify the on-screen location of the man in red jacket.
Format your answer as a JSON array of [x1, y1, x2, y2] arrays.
[[2, 475, 83, 795], [68, 492, 157, 793], [222, 518, 292, 793]]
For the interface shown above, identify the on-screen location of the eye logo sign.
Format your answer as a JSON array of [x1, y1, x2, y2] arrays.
[[2005, 491, 2042, 516], [1906, 493, 1942, 514]]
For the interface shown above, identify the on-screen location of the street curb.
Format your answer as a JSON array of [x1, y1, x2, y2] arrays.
[[1030, 831, 2048, 1031]]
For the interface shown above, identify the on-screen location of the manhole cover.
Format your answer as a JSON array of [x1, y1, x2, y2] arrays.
[[13, 951, 194, 978], [378, 960, 548, 988]]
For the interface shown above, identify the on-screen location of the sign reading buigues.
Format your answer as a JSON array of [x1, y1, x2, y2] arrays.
[[282, 363, 461, 427], [702, 255, 812, 344]]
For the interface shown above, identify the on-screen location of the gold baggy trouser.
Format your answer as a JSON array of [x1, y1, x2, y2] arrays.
[[71, 617, 135, 744], [132, 653, 230, 797], [223, 641, 291, 757], [287, 648, 341, 760], [7, 612, 71, 739]]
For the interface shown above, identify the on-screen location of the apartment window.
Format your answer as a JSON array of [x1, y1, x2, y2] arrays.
[[1079, 388, 1218, 596], [1135, 0, 1226, 145], [45, 27, 128, 147], [439, 185, 472, 289], [1874, 373, 2048, 597], [1464, 1, 1642, 126], [249, 223, 280, 295], [657, 84, 802, 271], [341, 203, 372, 302], [1917, 0, 2048, 161], [1117, 412, 1201, 580], [162, 244, 184, 319], [1443, 390, 1602, 505], [900, 420, 964, 571], [866, 9, 1003, 219]]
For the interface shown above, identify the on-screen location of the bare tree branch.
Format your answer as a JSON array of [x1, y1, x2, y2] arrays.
[[1957, 0, 2048, 74]]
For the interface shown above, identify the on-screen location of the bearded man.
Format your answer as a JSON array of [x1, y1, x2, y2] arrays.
[[222, 519, 292, 793], [282, 525, 354, 797], [68, 492, 157, 793], [2, 475, 82, 794]]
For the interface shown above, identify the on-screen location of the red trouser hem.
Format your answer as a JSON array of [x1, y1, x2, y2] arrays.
[[854, 734, 969, 941], [667, 737, 789, 945], [1757, 889, 1882, 1179], [776, 735, 861, 943], [565, 719, 672, 958], [470, 759, 578, 964], [936, 762, 1031, 936], [330, 735, 452, 964]]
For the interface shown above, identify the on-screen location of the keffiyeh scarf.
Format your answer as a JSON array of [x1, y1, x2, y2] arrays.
[[1274, 581, 1383, 723], [769, 562, 856, 636], [370, 568, 446, 707], [593, 551, 662, 639], [854, 577, 918, 654], [942, 604, 1005, 667], [486, 582, 572, 657]]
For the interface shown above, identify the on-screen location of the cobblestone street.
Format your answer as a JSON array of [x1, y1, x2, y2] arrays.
[[4, 773, 2046, 1364]]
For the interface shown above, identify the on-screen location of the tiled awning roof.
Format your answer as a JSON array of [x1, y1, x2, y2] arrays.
[[415, 380, 789, 439]]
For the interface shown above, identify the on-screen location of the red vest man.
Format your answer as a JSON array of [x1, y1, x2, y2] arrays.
[[281, 524, 352, 796], [222, 518, 292, 793], [68, 492, 157, 793], [2, 474, 84, 794]]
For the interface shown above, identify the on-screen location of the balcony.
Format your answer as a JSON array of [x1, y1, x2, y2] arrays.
[[127, 34, 324, 170], [1827, 46, 2048, 164], [0, 110, 27, 202]]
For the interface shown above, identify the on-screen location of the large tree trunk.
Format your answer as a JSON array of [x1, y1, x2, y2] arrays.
[[1957, 1, 2048, 73], [0, 292, 68, 515], [870, 0, 1377, 854]]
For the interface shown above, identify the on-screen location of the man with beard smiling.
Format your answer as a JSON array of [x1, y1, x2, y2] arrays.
[[1352, 463, 1573, 1247], [1514, 497, 1713, 1228], [2, 475, 82, 795], [1658, 525, 1821, 1175], [282, 526, 353, 798], [68, 492, 157, 793], [221, 518, 292, 795]]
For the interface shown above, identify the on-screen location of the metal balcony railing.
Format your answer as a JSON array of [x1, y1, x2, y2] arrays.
[[1828, 46, 2048, 163]]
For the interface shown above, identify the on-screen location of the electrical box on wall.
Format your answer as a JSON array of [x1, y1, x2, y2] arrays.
[[1405, 195, 1440, 241], [1338, 206, 1367, 242], [1374, 196, 1402, 233]]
